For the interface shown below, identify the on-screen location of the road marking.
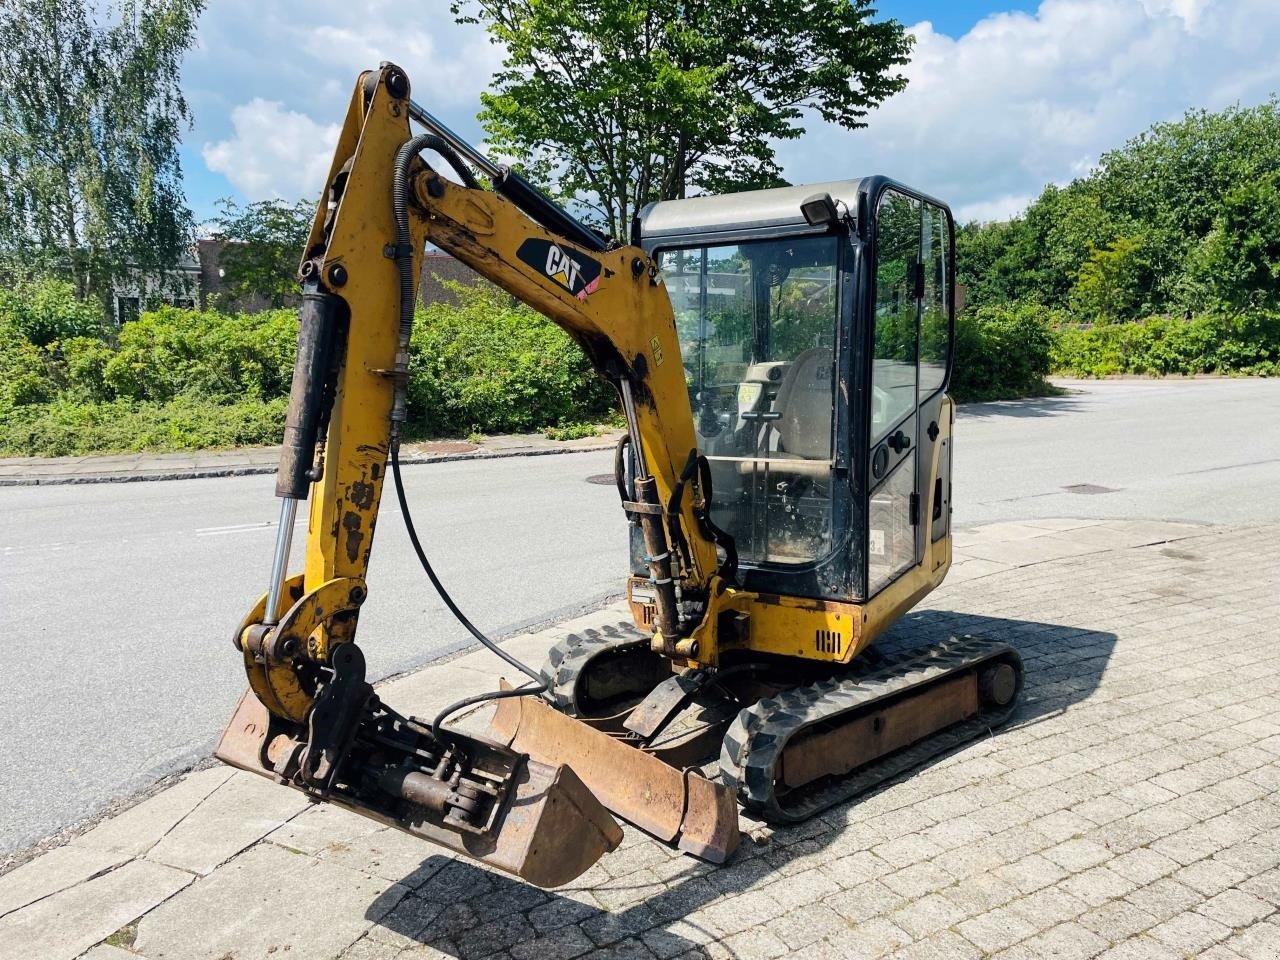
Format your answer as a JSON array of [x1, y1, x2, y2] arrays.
[[195, 519, 306, 537]]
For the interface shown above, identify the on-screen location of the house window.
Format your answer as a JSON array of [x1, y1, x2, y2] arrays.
[[168, 298, 195, 309], [117, 297, 140, 324]]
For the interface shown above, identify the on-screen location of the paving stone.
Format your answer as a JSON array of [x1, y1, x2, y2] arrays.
[[456, 911, 536, 959], [1060, 865, 1138, 907], [267, 799, 385, 855], [763, 903, 847, 948], [886, 891, 967, 939], [1015, 921, 1109, 960], [1124, 879, 1203, 923], [955, 906, 1041, 953], [1107, 849, 1180, 886], [318, 827, 456, 888], [0, 844, 131, 919], [338, 936, 405, 960], [718, 925, 791, 959], [829, 879, 909, 924], [1147, 910, 1232, 953], [995, 853, 1071, 894], [1220, 920, 1280, 960], [1093, 935, 1176, 960], [79, 946, 138, 960], [1173, 858, 1249, 897], [886, 930, 982, 960], [1195, 888, 1275, 929], [1044, 838, 1114, 874], [0, 859, 192, 960], [1078, 900, 1159, 943], [528, 895, 600, 933], [879, 861, 955, 899], [640, 920, 717, 958], [133, 842, 405, 959], [145, 770, 309, 875], [820, 917, 911, 960]]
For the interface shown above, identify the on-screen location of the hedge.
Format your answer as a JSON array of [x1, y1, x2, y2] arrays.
[[0, 277, 616, 456], [2, 277, 1275, 458]]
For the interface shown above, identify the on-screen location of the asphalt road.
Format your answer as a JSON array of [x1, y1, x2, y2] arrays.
[[3, 377, 1278, 855]]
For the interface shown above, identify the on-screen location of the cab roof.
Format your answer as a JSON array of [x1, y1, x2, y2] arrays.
[[636, 178, 865, 252]]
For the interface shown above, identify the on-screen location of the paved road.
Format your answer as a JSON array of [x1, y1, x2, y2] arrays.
[[2, 377, 1278, 855], [957, 378, 1280, 527]]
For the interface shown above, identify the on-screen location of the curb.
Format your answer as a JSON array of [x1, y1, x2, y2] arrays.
[[0, 437, 620, 488]]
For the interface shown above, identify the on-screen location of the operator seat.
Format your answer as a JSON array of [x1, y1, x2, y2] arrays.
[[740, 347, 833, 480]]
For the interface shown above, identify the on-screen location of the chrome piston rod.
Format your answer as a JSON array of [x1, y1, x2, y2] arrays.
[[408, 99, 501, 181], [263, 497, 298, 626]]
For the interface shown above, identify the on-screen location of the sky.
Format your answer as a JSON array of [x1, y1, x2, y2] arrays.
[[179, 0, 1280, 225]]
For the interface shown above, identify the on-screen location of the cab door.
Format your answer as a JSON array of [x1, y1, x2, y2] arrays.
[[865, 187, 955, 597]]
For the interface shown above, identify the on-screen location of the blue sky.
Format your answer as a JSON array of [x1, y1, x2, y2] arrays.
[[879, 0, 1039, 36], [178, 1, 1280, 225]]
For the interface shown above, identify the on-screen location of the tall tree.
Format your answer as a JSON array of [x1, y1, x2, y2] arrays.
[[210, 198, 313, 309], [453, 0, 911, 238], [0, 0, 204, 306]]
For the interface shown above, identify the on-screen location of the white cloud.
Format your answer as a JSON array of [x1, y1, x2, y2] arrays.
[[778, 0, 1280, 222], [184, 1, 502, 208], [202, 99, 340, 201], [188, 0, 1280, 220]]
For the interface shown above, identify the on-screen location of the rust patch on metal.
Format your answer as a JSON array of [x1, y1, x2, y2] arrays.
[[349, 479, 375, 510], [342, 510, 364, 563]]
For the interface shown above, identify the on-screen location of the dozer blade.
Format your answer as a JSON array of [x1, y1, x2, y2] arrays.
[[490, 685, 741, 863], [216, 689, 623, 888]]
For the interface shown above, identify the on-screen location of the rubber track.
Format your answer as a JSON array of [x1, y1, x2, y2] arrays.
[[719, 636, 1022, 824], [541, 621, 650, 716]]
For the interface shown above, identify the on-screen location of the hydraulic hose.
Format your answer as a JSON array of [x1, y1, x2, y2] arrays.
[[389, 445, 547, 740], [389, 141, 548, 741]]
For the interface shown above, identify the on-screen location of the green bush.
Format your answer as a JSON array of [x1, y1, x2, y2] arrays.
[[1051, 312, 1280, 377], [104, 305, 297, 401], [0, 277, 631, 456], [56, 336, 116, 401], [0, 396, 288, 457], [0, 277, 106, 345], [406, 281, 616, 436], [0, 337, 58, 408], [952, 303, 1060, 402]]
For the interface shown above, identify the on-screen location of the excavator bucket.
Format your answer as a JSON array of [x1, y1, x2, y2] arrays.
[[489, 685, 741, 863], [216, 689, 623, 888]]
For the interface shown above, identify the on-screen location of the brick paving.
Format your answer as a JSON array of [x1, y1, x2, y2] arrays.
[[2, 518, 1278, 959]]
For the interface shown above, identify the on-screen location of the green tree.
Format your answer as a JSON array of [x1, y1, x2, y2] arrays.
[[1185, 172, 1280, 311], [453, 0, 911, 237], [1069, 235, 1148, 322], [0, 0, 204, 305], [957, 98, 1280, 319], [210, 198, 313, 309]]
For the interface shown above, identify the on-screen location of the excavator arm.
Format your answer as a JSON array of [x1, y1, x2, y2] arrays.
[[215, 64, 736, 886]]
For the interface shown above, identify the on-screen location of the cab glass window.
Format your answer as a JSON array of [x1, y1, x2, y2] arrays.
[[920, 203, 950, 398], [658, 236, 839, 566], [871, 191, 920, 444]]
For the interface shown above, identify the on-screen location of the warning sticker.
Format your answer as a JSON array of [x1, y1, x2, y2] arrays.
[[870, 528, 886, 557]]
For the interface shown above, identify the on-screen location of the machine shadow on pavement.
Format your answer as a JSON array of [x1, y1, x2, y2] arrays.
[[363, 610, 1119, 958], [959, 393, 1085, 421]]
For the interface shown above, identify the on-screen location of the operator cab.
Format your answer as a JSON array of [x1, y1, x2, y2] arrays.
[[634, 177, 955, 603]]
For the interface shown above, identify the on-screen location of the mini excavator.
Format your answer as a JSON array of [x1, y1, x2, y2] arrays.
[[216, 64, 1023, 888]]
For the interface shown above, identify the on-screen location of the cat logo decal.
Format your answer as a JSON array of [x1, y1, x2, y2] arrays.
[[517, 238, 602, 300]]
